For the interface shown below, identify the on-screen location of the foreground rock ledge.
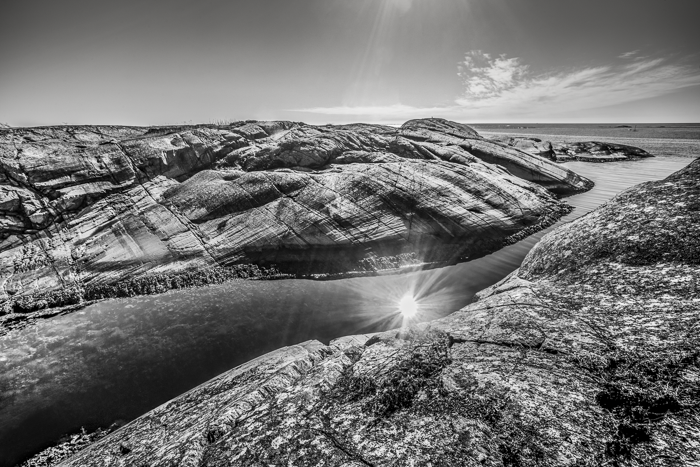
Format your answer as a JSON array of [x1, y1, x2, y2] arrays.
[[58, 159, 699, 466], [1, 118, 591, 313]]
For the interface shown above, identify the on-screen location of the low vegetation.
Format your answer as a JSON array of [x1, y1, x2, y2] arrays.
[[18, 423, 122, 467], [3, 264, 287, 314]]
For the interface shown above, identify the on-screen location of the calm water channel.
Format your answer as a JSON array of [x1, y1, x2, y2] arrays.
[[0, 155, 694, 465]]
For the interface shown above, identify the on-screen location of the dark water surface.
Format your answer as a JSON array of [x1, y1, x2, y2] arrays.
[[0, 156, 694, 466]]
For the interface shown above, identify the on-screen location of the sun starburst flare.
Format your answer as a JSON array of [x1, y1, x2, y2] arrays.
[[398, 294, 418, 318]]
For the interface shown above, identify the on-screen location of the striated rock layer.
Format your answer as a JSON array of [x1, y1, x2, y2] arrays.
[[58, 159, 699, 466], [0, 119, 591, 309]]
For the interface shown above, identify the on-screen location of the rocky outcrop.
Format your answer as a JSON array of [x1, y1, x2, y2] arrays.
[[57, 159, 699, 466], [0, 119, 592, 310], [489, 135, 654, 162]]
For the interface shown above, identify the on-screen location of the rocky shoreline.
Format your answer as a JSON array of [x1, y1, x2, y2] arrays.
[[1, 119, 589, 323], [46, 158, 698, 466], [0, 198, 571, 336]]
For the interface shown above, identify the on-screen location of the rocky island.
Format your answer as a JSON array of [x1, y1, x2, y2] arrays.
[[487, 135, 654, 162], [47, 157, 698, 466], [1, 119, 592, 324]]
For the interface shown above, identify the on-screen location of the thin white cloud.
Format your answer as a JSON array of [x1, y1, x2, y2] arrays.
[[459, 50, 528, 99], [295, 51, 700, 121], [454, 52, 700, 116], [619, 50, 639, 59]]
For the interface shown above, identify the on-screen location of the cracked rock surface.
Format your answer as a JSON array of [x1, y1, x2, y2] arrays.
[[57, 160, 699, 466], [0, 119, 591, 307]]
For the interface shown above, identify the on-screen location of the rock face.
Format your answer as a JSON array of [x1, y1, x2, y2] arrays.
[[58, 159, 699, 466], [0, 119, 591, 308], [489, 135, 654, 162]]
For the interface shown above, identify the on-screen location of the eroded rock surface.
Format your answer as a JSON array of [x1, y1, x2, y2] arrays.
[[489, 135, 654, 162], [57, 159, 699, 466], [0, 119, 591, 310]]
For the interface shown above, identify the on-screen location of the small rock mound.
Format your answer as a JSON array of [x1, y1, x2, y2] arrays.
[[490, 135, 654, 162]]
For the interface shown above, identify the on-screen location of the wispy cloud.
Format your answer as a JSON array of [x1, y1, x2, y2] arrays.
[[459, 51, 528, 99], [295, 51, 700, 121], [619, 50, 639, 59], [453, 52, 698, 115]]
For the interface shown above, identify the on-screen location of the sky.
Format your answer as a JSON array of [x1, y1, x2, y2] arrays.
[[1, 0, 699, 127]]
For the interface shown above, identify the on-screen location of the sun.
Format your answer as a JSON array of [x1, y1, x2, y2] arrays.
[[398, 294, 418, 318]]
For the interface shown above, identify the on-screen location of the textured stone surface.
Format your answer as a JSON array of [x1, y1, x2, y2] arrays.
[[57, 159, 699, 466], [489, 135, 654, 162], [0, 119, 591, 306]]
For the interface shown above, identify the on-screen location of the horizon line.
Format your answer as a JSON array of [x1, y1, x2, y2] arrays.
[[3, 120, 700, 130]]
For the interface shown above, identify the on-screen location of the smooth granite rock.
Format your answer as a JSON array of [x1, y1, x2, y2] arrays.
[[56, 159, 699, 467], [0, 119, 592, 312], [0, 119, 592, 308]]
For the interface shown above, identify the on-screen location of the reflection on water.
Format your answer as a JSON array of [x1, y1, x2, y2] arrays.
[[0, 156, 693, 466]]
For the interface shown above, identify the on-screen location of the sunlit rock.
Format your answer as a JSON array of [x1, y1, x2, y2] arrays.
[[0, 119, 592, 308], [489, 134, 654, 162]]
